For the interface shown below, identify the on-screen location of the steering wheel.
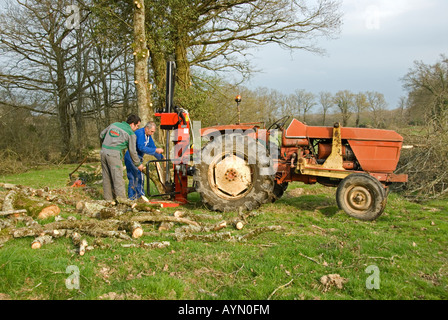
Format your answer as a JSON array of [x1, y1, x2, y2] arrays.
[[267, 116, 290, 131]]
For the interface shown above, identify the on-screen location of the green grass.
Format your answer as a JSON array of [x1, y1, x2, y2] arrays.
[[0, 165, 447, 300], [0, 164, 76, 189]]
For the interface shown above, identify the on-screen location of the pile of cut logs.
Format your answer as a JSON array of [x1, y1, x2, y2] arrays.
[[0, 183, 283, 255]]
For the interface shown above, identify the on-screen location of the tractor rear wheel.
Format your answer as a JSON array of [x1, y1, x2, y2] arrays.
[[194, 133, 275, 212], [336, 173, 387, 221]]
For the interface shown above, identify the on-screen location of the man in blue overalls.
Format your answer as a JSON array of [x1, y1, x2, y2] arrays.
[[124, 121, 164, 201]]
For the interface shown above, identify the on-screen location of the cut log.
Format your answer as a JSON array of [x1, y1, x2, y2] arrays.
[[158, 222, 174, 231], [174, 225, 284, 243], [76, 201, 107, 217], [117, 221, 144, 238], [11, 192, 53, 218], [174, 224, 202, 234], [0, 183, 18, 190], [190, 213, 223, 221], [71, 232, 88, 256], [131, 214, 200, 227], [173, 210, 185, 218], [98, 207, 126, 220], [0, 209, 27, 217], [0, 219, 13, 230], [31, 234, 53, 249], [50, 229, 73, 239], [71, 231, 82, 244], [79, 239, 88, 256], [227, 211, 262, 230], [234, 220, 244, 230], [37, 205, 60, 220], [12, 225, 44, 238], [115, 197, 138, 209], [2, 190, 17, 212], [13, 220, 131, 240], [134, 203, 157, 212], [122, 241, 170, 249], [175, 232, 233, 242], [44, 220, 132, 240], [212, 220, 227, 231], [174, 220, 227, 234]]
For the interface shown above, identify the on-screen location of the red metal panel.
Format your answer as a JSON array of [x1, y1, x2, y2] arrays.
[[285, 118, 404, 142], [285, 118, 308, 138], [307, 126, 404, 142], [347, 140, 403, 173], [155, 112, 179, 126]]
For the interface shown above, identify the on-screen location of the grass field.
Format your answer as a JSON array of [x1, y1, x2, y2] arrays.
[[0, 163, 447, 301]]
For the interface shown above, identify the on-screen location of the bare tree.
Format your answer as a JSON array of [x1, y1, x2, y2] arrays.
[[293, 89, 316, 123], [353, 92, 368, 127], [0, 0, 93, 158], [366, 91, 388, 128], [396, 96, 409, 126], [133, 0, 152, 124], [188, 0, 343, 85], [0, 0, 138, 160], [396, 55, 448, 200], [333, 90, 354, 127], [319, 91, 333, 125], [402, 55, 448, 132]]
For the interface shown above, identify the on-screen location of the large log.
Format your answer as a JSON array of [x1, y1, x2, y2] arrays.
[[121, 241, 170, 249], [11, 191, 54, 218], [12, 219, 133, 240], [97, 207, 125, 220], [45, 220, 132, 240], [174, 220, 227, 234], [76, 201, 108, 217], [174, 231, 233, 242], [0, 219, 13, 230], [50, 229, 73, 239], [12, 225, 44, 238], [37, 205, 60, 220], [158, 221, 174, 231], [0, 183, 17, 190], [0, 209, 27, 217], [31, 235, 53, 249], [117, 221, 144, 239], [2, 190, 17, 212], [174, 225, 284, 242], [131, 214, 199, 227]]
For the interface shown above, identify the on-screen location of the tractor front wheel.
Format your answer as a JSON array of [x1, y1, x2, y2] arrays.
[[336, 173, 387, 221]]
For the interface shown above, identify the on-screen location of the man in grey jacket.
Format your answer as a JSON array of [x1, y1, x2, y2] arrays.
[[100, 114, 144, 201]]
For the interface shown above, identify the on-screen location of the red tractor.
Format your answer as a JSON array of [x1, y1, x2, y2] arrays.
[[149, 62, 407, 221]]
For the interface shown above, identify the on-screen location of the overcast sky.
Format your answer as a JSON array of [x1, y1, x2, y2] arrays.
[[245, 0, 448, 109]]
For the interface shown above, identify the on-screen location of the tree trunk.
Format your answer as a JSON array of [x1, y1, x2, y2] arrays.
[[74, 30, 87, 160], [134, 0, 152, 124], [175, 38, 191, 90], [54, 48, 72, 159]]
